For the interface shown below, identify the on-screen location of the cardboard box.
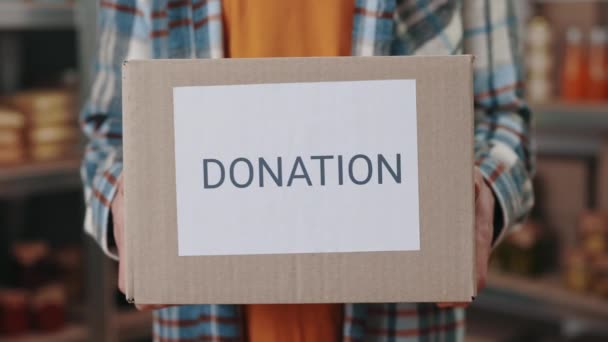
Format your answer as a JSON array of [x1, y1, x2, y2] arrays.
[[123, 56, 475, 304]]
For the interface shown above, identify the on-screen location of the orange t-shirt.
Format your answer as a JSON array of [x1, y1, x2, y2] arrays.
[[221, 1, 353, 341], [222, 0, 354, 58], [245, 304, 343, 342]]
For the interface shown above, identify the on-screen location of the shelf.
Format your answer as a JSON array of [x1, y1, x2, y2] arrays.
[[0, 158, 82, 196], [533, 102, 608, 133], [532, 102, 608, 156], [0, 310, 152, 342], [0, 158, 80, 181], [0, 1, 75, 30], [114, 309, 153, 341], [534, 0, 608, 3], [0, 324, 86, 342], [474, 271, 608, 326]]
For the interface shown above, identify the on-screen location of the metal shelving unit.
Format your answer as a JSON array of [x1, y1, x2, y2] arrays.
[[0, 1, 75, 30], [475, 271, 608, 338], [533, 102, 608, 157], [534, 102, 608, 133], [535, 0, 608, 3], [0, 2, 152, 342], [114, 310, 154, 341], [1, 1, 606, 341], [481, 271, 608, 322], [0, 159, 82, 197], [532, 102, 608, 210], [475, 102, 608, 339], [0, 324, 87, 342], [0, 309, 153, 342]]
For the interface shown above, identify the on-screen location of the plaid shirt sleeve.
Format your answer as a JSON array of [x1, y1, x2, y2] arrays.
[[463, 0, 534, 245], [81, 1, 151, 259]]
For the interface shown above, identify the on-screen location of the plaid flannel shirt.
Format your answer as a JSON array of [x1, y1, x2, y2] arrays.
[[81, 0, 534, 341]]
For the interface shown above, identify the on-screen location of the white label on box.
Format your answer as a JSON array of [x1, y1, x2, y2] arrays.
[[173, 80, 420, 256]]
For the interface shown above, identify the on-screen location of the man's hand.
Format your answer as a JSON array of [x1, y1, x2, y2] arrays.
[[438, 167, 495, 308], [112, 175, 171, 311]]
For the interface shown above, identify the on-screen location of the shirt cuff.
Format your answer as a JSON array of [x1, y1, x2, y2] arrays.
[[84, 163, 123, 261], [477, 157, 533, 248]]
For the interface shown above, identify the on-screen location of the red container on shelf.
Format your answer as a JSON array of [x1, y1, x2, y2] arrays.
[[11, 241, 55, 290], [0, 289, 30, 337], [31, 283, 66, 333]]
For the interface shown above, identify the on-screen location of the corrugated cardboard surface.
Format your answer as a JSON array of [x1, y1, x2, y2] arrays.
[[122, 56, 475, 304]]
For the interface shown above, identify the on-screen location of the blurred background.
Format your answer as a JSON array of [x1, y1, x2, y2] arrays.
[[0, 0, 608, 341]]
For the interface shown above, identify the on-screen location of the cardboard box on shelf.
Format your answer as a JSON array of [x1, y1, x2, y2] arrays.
[[122, 56, 475, 304]]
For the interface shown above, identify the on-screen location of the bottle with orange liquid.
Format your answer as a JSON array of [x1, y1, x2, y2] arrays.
[[586, 27, 608, 101], [561, 27, 587, 102]]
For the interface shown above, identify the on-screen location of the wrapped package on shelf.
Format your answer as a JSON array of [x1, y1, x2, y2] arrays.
[[591, 256, 608, 298], [28, 106, 75, 127], [562, 211, 608, 297], [0, 128, 23, 146], [494, 220, 557, 276], [30, 283, 66, 333], [578, 211, 607, 258], [53, 246, 84, 303], [30, 143, 79, 162], [0, 147, 26, 165], [9, 89, 79, 162], [563, 248, 590, 292], [11, 89, 74, 123], [0, 106, 26, 166], [28, 125, 78, 145], [27, 124, 79, 161], [0, 106, 25, 128]]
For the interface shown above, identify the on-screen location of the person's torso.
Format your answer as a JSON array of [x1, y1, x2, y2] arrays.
[[146, 1, 465, 341]]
